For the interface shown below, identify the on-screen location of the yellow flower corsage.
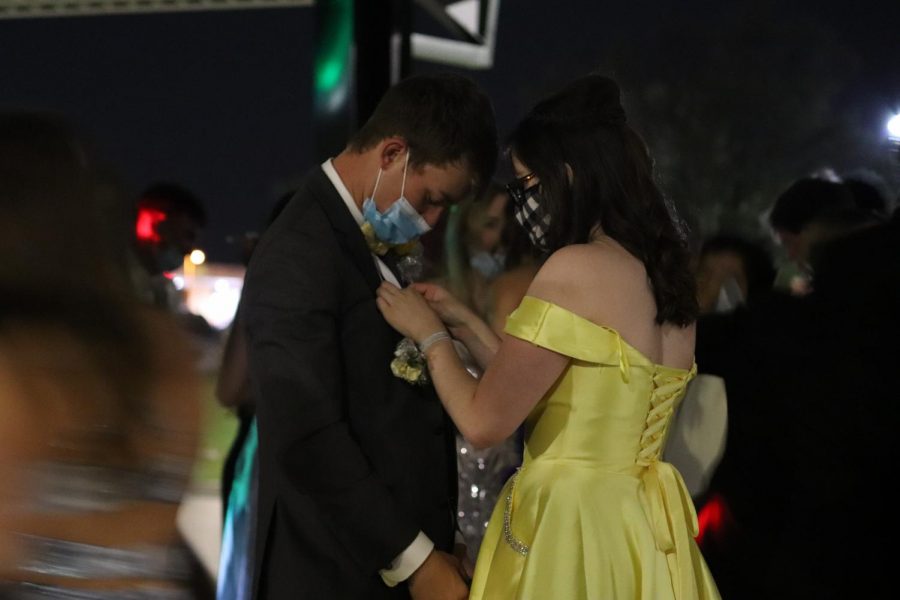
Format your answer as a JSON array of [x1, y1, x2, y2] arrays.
[[390, 337, 430, 386], [360, 222, 420, 257]]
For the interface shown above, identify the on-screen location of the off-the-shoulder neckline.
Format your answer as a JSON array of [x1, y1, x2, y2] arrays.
[[518, 296, 696, 375]]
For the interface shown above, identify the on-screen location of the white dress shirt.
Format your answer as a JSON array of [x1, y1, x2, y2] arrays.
[[320, 159, 433, 586], [321, 159, 401, 288]]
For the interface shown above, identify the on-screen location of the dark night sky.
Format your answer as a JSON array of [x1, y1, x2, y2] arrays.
[[1, 0, 898, 262]]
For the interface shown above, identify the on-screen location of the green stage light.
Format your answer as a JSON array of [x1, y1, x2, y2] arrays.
[[314, 0, 353, 109]]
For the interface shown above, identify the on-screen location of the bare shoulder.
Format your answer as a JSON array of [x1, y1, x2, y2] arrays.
[[528, 242, 653, 319], [522, 240, 694, 367], [536, 241, 644, 282], [661, 320, 697, 370]]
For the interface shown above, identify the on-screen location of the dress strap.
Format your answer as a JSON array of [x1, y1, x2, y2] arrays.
[[504, 296, 643, 380]]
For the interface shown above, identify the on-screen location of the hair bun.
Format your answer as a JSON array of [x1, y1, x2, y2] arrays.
[[532, 74, 626, 130]]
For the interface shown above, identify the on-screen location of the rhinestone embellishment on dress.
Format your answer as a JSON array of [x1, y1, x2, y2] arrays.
[[503, 468, 530, 556]]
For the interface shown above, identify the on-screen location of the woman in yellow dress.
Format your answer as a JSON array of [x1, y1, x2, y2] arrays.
[[376, 75, 720, 599]]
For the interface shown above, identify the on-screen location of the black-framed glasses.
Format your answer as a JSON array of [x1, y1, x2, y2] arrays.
[[505, 172, 540, 207]]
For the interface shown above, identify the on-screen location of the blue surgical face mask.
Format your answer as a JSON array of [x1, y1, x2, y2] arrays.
[[469, 250, 506, 280], [362, 151, 431, 245], [714, 275, 745, 313]]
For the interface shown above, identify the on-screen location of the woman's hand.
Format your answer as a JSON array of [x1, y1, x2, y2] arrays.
[[410, 283, 475, 329], [376, 282, 446, 342]]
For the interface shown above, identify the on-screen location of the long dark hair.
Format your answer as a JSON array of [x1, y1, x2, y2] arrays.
[[509, 75, 698, 326]]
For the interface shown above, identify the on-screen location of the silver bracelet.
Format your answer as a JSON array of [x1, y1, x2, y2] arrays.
[[418, 331, 452, 354]]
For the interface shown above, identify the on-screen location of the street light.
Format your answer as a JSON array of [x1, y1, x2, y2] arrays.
[[190, 249, 206, 266], [888, 113, 900, 140]]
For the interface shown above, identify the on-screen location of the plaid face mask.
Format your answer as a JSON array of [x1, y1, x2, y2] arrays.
[[512, 185, 551, 252]]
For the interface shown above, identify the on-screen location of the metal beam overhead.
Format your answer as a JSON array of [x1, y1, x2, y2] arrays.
[[0, 0, 313, 19]]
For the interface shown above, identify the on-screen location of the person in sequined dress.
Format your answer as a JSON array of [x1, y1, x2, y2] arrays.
[[441, 184, 537, 562]]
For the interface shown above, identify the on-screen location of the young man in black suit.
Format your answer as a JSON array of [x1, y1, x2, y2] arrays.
[[242, 74, 497, 599]]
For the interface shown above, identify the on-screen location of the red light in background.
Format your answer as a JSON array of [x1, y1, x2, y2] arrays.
[[696, 493, 729, 546], [136, 207, 167, 243]]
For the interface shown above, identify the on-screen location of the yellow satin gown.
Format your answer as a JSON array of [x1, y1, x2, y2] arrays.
[[469, 297, 720, 600]]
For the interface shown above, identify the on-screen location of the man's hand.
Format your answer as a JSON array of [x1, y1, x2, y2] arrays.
[[408, 550, 469, 600]]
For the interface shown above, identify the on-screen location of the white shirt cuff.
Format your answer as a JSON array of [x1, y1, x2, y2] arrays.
[[379, 531, 434, 587]]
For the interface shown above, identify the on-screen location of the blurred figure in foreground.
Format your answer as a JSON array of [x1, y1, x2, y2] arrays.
[[0, 113, 202, 599]]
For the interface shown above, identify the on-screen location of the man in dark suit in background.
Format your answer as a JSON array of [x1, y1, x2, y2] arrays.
[[242, 74, 497, 599]]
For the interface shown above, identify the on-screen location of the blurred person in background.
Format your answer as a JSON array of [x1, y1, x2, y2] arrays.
[[843, 176, 891, 218], [485, 192, 542, 336], [695, 206, 895, 598], [444, 182, 508, 317], [800, 205, 883, 273], [132, 182, 207, 311], [131, 182, 219, 377], [768, 177, 856, 294], [441, 184, 523, 562], [216, 192, 293, 600], [660, 235, 775, 506], [696, 234, 776, 314], [0, 113, 203, 599]]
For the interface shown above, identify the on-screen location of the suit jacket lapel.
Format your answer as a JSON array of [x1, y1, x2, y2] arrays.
[[307, 168, 382, 293]]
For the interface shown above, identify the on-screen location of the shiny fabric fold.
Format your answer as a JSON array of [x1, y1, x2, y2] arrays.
[[641, 460, 701, 599], [506, 296, 645, 376]]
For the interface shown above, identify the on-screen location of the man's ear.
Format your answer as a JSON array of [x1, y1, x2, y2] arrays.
[[379, 137, 409, 170]]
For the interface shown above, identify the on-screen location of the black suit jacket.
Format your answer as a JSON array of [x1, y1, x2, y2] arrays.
[[242, 167, 458, 599]]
